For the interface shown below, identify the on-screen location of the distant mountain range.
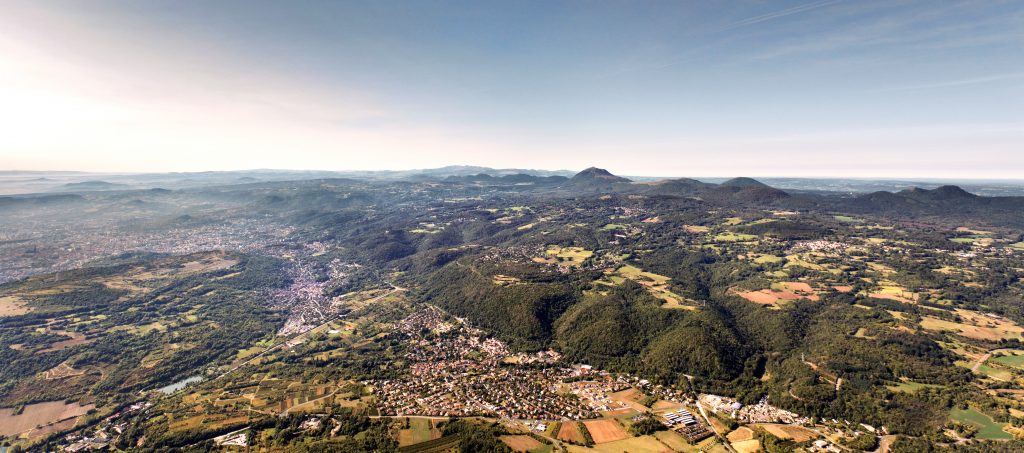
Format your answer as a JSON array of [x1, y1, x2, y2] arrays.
[[2, 167, 1024, 197]]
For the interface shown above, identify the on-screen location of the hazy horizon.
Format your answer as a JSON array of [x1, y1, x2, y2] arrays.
[[4, 166, 1024, 185], [1, 0, 1022, 178]]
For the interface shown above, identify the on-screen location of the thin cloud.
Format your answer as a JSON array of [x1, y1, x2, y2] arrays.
[[728, 0, 842, 28], [872, 73, 1024, 92]]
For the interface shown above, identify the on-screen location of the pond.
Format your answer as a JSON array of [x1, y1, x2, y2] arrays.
[[158, 375, 203, 394]]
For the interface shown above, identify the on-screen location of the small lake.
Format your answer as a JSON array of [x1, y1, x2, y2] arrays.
[[158, 375, 203, 394]]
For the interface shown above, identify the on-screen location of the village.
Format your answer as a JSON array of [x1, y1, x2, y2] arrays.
[[366, 306, 858, 452]]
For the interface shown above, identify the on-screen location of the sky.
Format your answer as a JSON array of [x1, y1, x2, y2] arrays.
[[0, 0, 1021, 178]]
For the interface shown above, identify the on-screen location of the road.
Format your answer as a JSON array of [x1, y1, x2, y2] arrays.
[[972, 351, 994, 373]]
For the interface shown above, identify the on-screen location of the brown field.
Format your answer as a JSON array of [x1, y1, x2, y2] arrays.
[[584, 419, 629, 444], [0, 401, 94, 437], [25, 416, 78, 439], [732, 439, 761, 453], [754, 424, 817, 442], [40, 330, 91, 352], [600, 407, 639, 418], [737, 290, 779, 305], [726, 426, 754, 442], [0, 295, 31, 316], [557, 422, 586, 443], [651, 399, 684, 411], [774, 292, 801, 301], [780, 282, 814, 293], [500, 435, 545, 452], [734, 284, 820, 306], [833, 286, 854, 293], [608, 388, 650, 412], [609, 387, 641, 401]]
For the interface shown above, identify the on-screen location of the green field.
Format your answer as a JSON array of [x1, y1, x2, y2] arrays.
[[714, 232, 757, 242], [542, 246, 594, 267], [834, 215, 862, 223], [949, 408, 1012, 440], [753, 254, 784, 264], [886, 381, 942, 393], [975, 364, 1013, 381], [398, 418, 436, 446], [991, 351, 1024, 369]]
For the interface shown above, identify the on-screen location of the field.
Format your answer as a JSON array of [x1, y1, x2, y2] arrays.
[[920, 309, 1024, 341], [714, 232, 757, 242], [950, 408, 1012, 440], [732, 439, 761, 453], [535, 246, 593, 267], [398, 418, 441, 446], [736, 290, 781, 305], [990, 350, 1024, 369], [653, 430, 691, 451], [500, 435, 548, 452], [726, 426, 754, 442], [868, 284, 919, 303], [607, 388, 651, 413], [752, 424, 817, 442], [567, 435, 673, 453], [834, 215, 862, 223], [44, 362, 86, 380], [583, 419, 628, 444], [734, 282, 819, 307], [493, 274, 522, 286], [975, 364, 1013, 381], [651, 399, 684, 411], [783, 254, 821, 270], [556, 422, 586, 443], [0, 401, 95, 437], [595, 265, 693, 309], [752, 254, 784, 264], [886, 381, 943, 393], [0, 295, 31, 316], [398, 435, 460, 453]]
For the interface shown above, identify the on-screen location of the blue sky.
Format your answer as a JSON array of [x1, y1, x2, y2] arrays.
[[0, 0, 1021, 177]]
